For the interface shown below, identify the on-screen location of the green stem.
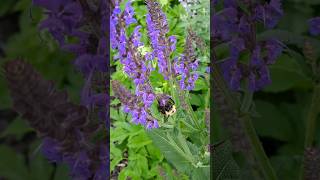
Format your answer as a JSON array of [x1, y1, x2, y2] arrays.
[[184, 90, 202, 129], [299, 84, 320, 180], [304, 84, 320, 147], [241, 114, 278, 180], [240, 85, 254, 113]]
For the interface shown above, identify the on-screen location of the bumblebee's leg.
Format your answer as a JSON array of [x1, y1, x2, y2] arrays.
[[164, 115, 168, 122]]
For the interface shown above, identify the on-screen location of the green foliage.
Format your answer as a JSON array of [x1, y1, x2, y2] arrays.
[[213, 1, 320, 180], [110, 0, 210, 179], [0, 1, 82, 180], [213, 142, 240, 180]]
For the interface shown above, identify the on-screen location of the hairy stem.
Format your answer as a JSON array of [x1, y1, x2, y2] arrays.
[[299, 84, 320, 180], [305, 84, 320, 148], [240, 84, 254, 113]]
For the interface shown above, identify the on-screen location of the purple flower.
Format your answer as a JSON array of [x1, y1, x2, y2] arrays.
[[213, 0, 283, 92], [124, 1, 137, 26], [263, 39, 283, 64], [229, 37, 245, 57], [111, 4, 121, 49], [174, 33, 199, 90], [41, 137, 63, 163], [147, 119, 159, 129], [33, 0, 83, 45], [73, 54, 106, 76], [308, 17, 320, 36], [64, 151, 91, 179], [212, 7, 238, 41], [248, 46, 271, 91], [254, 0, 283, 29], [112, 80, 158, 129], [238, 15, 251, 36], [220, 57, 242, 90], [146, 0, 172, 79], [132, 26, 143, 47], [169, 36, 177, 52]]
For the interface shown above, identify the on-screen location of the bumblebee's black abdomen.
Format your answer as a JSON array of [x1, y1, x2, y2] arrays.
[[157, 96, 175, 116], [164, 104, 173, 111], [158, 106, 166, 115]]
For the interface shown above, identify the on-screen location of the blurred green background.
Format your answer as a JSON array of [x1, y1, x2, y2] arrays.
[[0, 0, 83, 179], [1, 0, 320, 179], [213, 0, 320, 179]]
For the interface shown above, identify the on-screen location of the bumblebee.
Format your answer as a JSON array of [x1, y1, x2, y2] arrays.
[[157, 94, 176, 119]]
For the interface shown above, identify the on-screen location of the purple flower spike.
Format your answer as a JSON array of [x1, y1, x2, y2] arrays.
[[263, 39, 283, 64], [174, 32, 199, 90], [213, 0, 283, 92], [169, 36, 177, 52], [124, 1, 137, 26], [248, 46, 272, 91], [34, 0, 83, 45], [112, 80, 159, 129], [254, 0, 283, 29], [41, 137, 63, 163], [33, 0, 110, 179]]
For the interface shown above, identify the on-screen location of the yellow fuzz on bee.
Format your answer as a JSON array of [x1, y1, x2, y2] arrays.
[[165, 105, 176, 116]]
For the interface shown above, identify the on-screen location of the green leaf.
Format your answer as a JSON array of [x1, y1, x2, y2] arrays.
[[111, 127, 129, 144], [146, 144, 164, 161], [128, 131, 152, 149], [159, 0, 169, 6], [192, 166, 210, 180], [253, 100, 294, 141], [29, 153, 54, 180], [193, 78, 208, 91], [270, 155, 300, 180], [213, 141, 240, 180], [0, 117, 33, 140], [190, 94, 202, 106], [54, 164, 70, 180], [147, 129, 199, 175], [263, 54, 313, 92], [0, 145, 29, 180]]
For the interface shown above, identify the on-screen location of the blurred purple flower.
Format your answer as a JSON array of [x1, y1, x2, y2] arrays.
[[33, 0, 83, 45], [263, 39, 283, 64], [308, 17, 320, 36], [41, 137, 63, 163], [254, 0, 283, 28], [248, 46, 271, 91]]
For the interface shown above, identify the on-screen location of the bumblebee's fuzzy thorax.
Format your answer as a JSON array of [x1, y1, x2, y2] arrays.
[[165, 105, 176, 116], [156, 94, 176, 117]]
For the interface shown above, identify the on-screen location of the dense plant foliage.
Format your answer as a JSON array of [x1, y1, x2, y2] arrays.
[[213, 0, 320, 180], [110, 0, 209, 179]]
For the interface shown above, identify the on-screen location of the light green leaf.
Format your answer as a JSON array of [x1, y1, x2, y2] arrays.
[[147, 129, 200, 175], [213, 141, 240, 180], [0, 117, 33, 140], [263, 55, 313, 92]]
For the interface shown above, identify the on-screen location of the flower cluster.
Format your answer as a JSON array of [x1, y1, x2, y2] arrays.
[[308, 17, 320, 36], [112, 80, 159, 129], [111, 1, 159, 129], [34, 0, 108, 117], [31, 0, 108, 178], [3, 60, 108, 179], [145, 0, 176, 80], [213, 0, 284, 91], [174, 32, 199, 90]]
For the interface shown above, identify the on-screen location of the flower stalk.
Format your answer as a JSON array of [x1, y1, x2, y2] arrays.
[[299, 84, 320, 180]]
